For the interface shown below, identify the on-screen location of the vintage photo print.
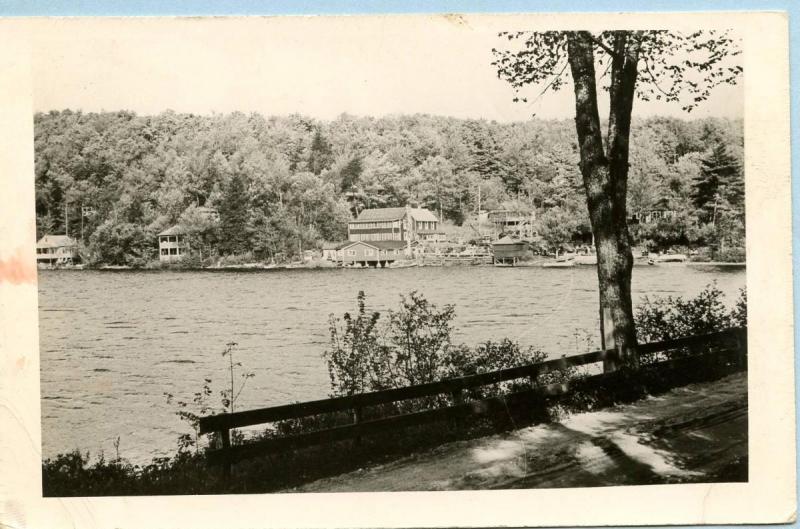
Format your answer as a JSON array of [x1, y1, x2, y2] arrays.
[[0, 10, 794, 529]]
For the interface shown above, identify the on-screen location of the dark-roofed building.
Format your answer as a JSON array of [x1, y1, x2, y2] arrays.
[[157, 225, 189, 262], [36, 234, 78, 267], [492, 236, 529, 266], [340, 240, 407, 267], [347, 205, 442, 244]]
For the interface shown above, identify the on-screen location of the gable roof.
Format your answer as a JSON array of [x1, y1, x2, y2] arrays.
[[341, 240, 379, 250], [354, 207, 408, 222], [158, 225, 186, 237], [408, 208, 439, 222], [37, 234, 77, 249], [353, 206, 439, 223], [341, 240, 407, 251]]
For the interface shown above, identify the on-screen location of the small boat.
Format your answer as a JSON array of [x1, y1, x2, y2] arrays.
[[654, 253, 688, 263], [574, 254, 597, 265], [388, 260, 418, 269], [542, 258, 575, 268]]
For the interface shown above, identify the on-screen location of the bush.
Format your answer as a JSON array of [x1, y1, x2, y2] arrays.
[[635, 283, 747, 344], [714, 247, 746, 263], [323, 291, 571, 400]]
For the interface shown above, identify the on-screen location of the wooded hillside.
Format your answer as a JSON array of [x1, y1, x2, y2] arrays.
[[34, 110, 743, 265]]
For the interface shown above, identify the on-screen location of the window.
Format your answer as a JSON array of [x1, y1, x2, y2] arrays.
[[347, 250, 356, 257], [161, 249, 168, 256], [169, 248, 177, 255], [365, 249, 374, 256]]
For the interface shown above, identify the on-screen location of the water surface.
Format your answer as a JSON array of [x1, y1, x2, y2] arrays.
[[38, 265, 745, 462]]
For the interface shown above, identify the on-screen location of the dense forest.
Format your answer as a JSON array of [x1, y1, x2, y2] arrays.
[[34, 110, 744, 265]]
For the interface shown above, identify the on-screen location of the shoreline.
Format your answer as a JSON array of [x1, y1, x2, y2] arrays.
[[38, 260, 747, 272]]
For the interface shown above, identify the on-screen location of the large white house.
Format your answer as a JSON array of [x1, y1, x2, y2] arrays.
[[347, 205, 444, 244], [36, 234, 78, 267]]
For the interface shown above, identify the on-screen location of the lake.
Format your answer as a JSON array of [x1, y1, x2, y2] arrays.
[[38, 265, 745, 463]]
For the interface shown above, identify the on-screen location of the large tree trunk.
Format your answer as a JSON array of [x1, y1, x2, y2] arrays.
[[566, 31, 640, 369]]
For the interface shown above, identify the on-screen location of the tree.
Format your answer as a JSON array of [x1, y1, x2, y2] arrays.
[[692, 141, 743, 224], [307, 128, 333, 175], [218, 173, 250, 255], [493, 30, 741, 367]]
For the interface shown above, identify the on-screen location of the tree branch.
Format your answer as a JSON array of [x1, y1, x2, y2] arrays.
[[642, 56, 676, 99], [588, 33, 620, 59]]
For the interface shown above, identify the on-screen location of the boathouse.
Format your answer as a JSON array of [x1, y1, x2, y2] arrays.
[[340, 240, 406, 267], [347, 206, 443, 243], [492, 236, 528, 266], [36, 234, 78, 266], [157, 226, 190, 262]]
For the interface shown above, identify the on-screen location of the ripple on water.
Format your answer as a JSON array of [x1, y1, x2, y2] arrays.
[[38, 266, 745, 464]]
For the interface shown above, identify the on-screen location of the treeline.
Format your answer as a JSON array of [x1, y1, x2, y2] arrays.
[[34, 110, 744, 265]]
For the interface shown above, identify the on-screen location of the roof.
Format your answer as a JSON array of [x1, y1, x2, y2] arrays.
[[341, 240, 407, 251], [37, 234, 77, 248], [493, 236, 526, 246], [321, 241, 348, 250], [354, 207, 408, 222], [158, 225, 187, 237], [369, 241, 407, 250], [353, 206, 439, 223], [408, 208, 438, 222]]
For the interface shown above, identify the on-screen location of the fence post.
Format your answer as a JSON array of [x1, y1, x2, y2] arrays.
[[451, 388, 464, 430], [735, 328, 748, 370], [353, 407, 362, 446], [219, 429, 231, 483], [601, 306, 618, 373]]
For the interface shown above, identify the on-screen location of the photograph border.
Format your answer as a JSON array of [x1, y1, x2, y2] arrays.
[[0, 7, 795, 529]]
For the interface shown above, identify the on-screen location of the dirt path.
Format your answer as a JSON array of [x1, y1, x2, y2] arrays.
[[293, 373, 747, 492]]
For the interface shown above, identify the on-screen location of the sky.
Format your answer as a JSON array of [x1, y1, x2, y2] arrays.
[[29, 16, 744, 122]]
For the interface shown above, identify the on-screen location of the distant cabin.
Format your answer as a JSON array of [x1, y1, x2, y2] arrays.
[[321, 241, 346, 261], [488, 210, 536, 239], [157, 226, 189, 262], [347, 206, 444, 244], [194, 206, 220, 222], [340, 240, 407, 267], [629, 208, 678, 225], [36, 234, 78, 266]]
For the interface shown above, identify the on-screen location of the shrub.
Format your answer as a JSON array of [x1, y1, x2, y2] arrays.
[[635, 283, 747, 344], [324, 291, 576, 401]]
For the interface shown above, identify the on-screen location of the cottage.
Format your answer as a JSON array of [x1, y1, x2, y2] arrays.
[[157, 226, 190, 262], [340, 240, 406, 267], [492, 236, 529, 266], [347, 206, 443, 243], [321, 241, 347, 261], [36, 234, 78, 267], [488, 209, 537, 239]]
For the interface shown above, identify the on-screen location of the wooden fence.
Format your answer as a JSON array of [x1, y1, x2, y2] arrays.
[[198, 327, 747, 478]]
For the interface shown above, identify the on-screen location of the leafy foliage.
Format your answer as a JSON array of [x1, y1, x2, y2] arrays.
[[492, 30, 742, 112], [635, 283, 747, 343], [324, 291, 566, 398], [35, 110, 742, 264]]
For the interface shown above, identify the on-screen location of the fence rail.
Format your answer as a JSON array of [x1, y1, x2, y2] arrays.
[[198, 327, 746, 475]]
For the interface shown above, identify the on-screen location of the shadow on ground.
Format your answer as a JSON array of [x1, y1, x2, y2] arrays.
[[294, 372, 747, 492]]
